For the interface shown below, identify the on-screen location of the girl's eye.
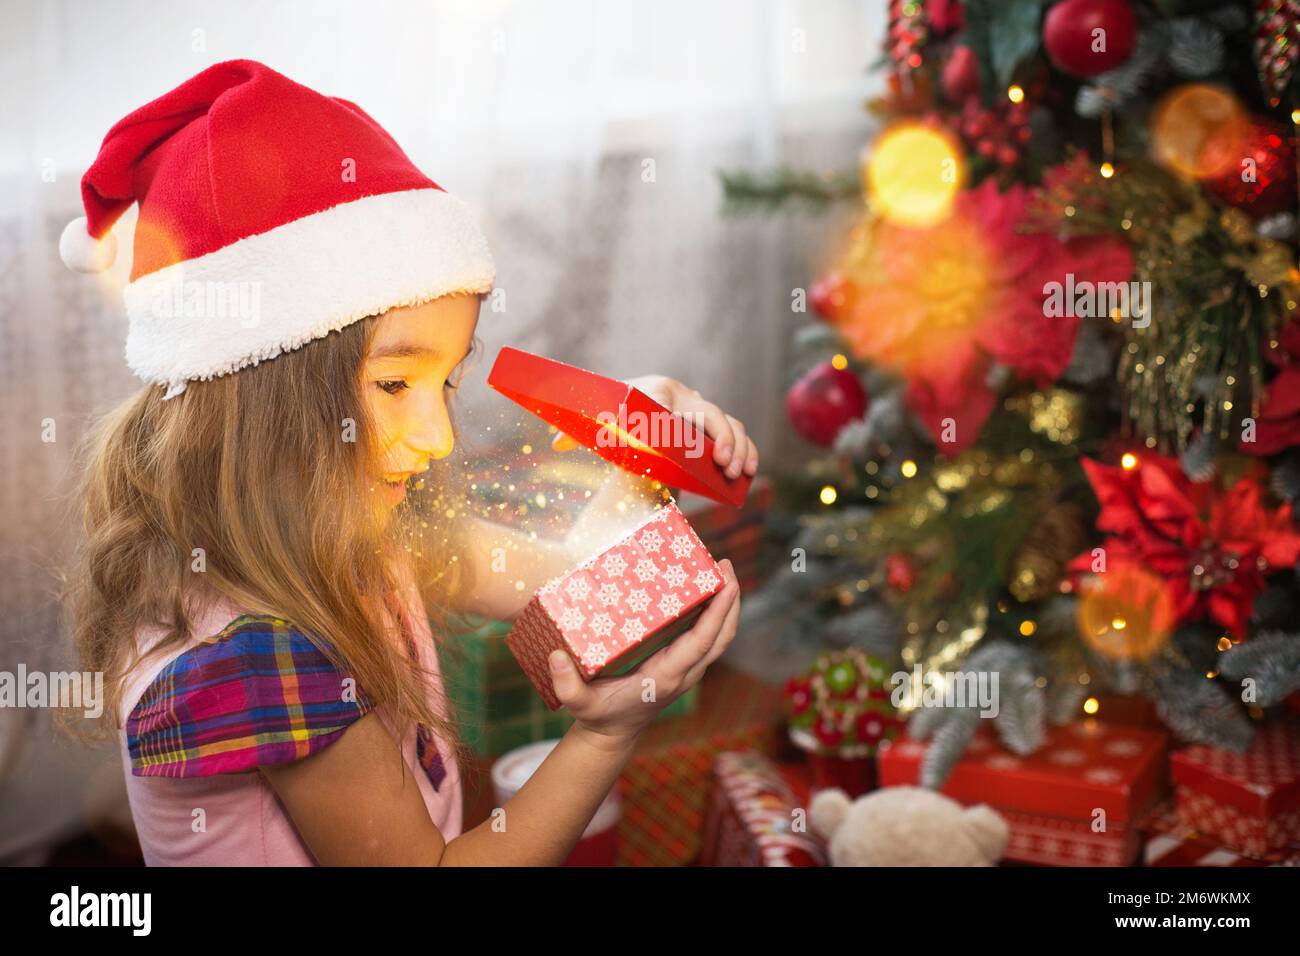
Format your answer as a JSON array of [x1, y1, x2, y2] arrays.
[[377, 380, 409, 395]]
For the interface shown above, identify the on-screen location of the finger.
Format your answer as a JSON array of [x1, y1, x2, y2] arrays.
[[548, 650, 593, 709], [681, 578, 742, 687], [744, 438, 760, 477], [722, 415, 749, 479], [552, 431, 580, 452], [646, 560, 739, 680]]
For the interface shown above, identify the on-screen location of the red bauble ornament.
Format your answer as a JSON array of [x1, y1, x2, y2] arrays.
[[1204, 116, 1298, 219], [942, 45, 981, 102], [786, 362, 869, 447], [886, 553, 918, 593], [810, 271, 857, 322], [927, 0, 965, 35], [1042, 0, 1137, 78]]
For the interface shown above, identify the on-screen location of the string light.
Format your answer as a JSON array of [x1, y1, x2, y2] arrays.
[[1120, 452, 1139, 470], [820, 485, 838, 505], [900, 459, 918, 478], [1019, 620, 1037, 636], [1083, 697, 1100, 715], [1099, 161, 1115, 178], [1007, 85, 1025, 104]]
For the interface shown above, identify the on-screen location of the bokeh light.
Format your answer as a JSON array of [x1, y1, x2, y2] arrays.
[[1150, 83, 1246, 181], [863, 122, 966, 228]]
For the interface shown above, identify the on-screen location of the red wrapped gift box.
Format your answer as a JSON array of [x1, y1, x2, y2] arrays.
[[506, 500, 724, 710], [1171, 719, 1300, 858], [878, 720, 1169, 866], [699, 751, 828, 867], [617, 665, 785, 866], [489, 346, 753, 507]]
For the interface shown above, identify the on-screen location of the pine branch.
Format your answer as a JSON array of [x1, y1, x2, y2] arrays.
[[1217, 632, 1300, 707], [1149, 662, 1255, 751], [717, 166, 860, 215]]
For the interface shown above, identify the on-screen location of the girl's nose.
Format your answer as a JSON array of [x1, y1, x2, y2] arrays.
[[403, 395, 455, 461]]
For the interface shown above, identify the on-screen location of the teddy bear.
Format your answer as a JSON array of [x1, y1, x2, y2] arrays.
[[810, 785, 1009, 866]]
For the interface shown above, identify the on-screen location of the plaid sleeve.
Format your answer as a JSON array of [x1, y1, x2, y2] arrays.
[[127, 614, 374, 778]]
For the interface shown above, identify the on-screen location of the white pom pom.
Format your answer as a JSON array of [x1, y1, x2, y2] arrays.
[[59, 216, 117, 273]]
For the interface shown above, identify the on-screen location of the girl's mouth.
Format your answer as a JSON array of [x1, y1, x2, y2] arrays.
[[380, 474, 410, 503]]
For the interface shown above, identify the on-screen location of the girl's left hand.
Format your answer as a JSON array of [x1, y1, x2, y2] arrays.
[[551, 374, 760, 481]]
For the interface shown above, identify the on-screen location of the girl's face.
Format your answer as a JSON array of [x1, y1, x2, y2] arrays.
[[362, 293, 481, 507]]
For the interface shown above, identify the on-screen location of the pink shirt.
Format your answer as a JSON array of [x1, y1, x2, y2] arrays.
[[117, 578, 462, 866]]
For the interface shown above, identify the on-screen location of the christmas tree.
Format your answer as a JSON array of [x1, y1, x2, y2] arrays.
[[723, 0, 1300, 784]]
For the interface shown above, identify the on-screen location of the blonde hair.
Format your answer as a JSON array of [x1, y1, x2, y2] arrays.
[[63, 315, 475, 771]]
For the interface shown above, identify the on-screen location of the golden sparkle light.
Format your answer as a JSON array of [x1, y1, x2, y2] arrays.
[[1007, 85, 1025, 104], [864, 122, 965, 228], [1120, 452, 1139, 470], [820, 485, 838, 505], [1083, 697, 1100, 715], [900, 459, 918, 478]]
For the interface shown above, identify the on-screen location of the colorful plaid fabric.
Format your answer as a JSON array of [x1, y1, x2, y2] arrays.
[[128, 614, 377, 779]]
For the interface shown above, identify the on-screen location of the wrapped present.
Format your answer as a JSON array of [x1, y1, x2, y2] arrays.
[[1144, 831, 1300, 867], [618, 664, 786, 866], [699, 751, 827, 867], [506, 501, 725, 710], [878, 721, 1169, 866], [1171, 719, 1300, 858], [677, 477, 774, 594], [446, 614, 698, 757], [488, 346, 753, 507]]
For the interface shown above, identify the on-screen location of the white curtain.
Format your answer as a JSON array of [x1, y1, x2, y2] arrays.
[[0, 0, 882, 858]]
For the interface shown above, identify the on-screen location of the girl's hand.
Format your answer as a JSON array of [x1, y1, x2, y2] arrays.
[[552, 374, 760, 481], [548, 558, 742, 746]]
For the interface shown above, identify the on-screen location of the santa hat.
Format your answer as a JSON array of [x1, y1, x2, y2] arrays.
[[59, 59, 495, 398]]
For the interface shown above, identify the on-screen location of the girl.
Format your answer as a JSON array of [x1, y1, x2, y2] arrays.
[[60, 60, 758, 866]]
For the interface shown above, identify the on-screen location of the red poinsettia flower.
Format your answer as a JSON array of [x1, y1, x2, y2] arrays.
[[1070, 453, 1300, 635], [1241, 316, 1300, 456], [828, 179, 1132, 453]]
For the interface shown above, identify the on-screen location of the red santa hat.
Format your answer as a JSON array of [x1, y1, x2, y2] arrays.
[[59, 59, 495, 398]]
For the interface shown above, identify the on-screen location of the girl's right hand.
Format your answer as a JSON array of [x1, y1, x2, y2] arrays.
[[548, 558, 742, 747]]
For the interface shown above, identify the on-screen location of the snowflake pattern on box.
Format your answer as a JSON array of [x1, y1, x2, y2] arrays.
[[506, 501, 726, 709]]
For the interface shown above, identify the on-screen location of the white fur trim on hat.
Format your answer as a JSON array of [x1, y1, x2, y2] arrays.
[[60, 216, 118, 273], [122, 187, 495, 393]]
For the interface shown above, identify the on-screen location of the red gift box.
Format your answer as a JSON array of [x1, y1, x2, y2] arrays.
[[489, 346, 753, 507], [878, 721, 1169, 866], [699, 751, 828, 867], [617, 665, 785, 866], [1170, 719, 1300, 858], [505, 500, 724, 710]]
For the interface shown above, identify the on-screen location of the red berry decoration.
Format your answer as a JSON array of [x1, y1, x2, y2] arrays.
[[786, 649, 900, 758], [886, 552, 918, 592], [1203, 116, 1298, 219], [813, 715, 846, 749], [1042, 0, 1137, 78], [942, 45, 981, 103], [786, 361, 869, 447]]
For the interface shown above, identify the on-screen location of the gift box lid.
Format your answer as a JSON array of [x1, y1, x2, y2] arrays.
[[877, 720, 1169, 824], [1170, 719, 1300, 818], [488, 346, 752, 507]]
